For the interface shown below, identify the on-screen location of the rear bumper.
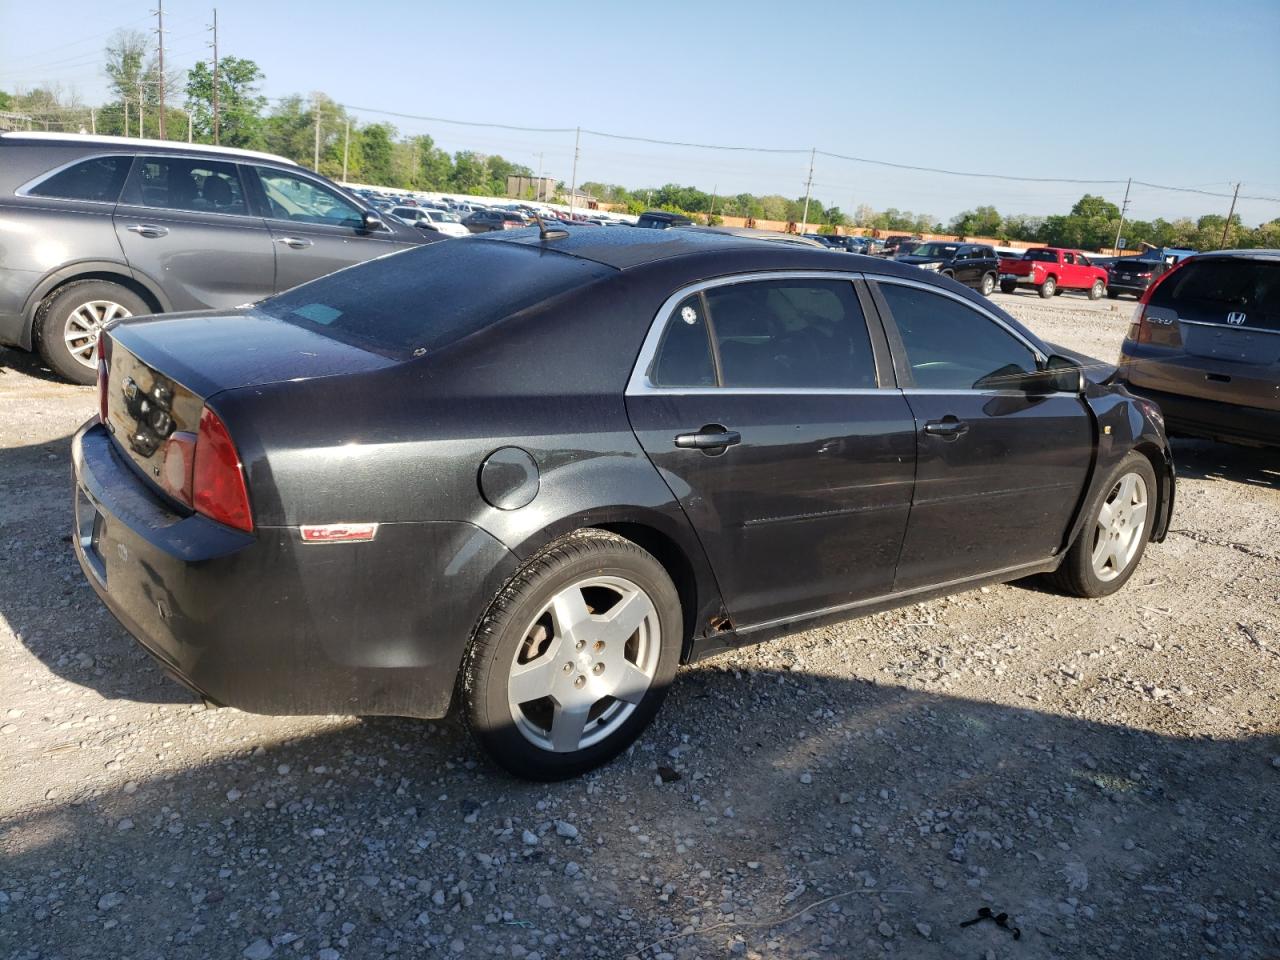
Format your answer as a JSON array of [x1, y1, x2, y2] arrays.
[[72, 420, 519, 718], [1115, 382, 1280, 447], [1107, 281, 1148, 295]]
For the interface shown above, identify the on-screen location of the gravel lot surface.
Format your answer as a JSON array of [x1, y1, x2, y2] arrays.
[[2, 290, 1277, 960]]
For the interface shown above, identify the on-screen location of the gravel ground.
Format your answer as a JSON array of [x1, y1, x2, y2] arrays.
[[1, 290, 1278, 960]]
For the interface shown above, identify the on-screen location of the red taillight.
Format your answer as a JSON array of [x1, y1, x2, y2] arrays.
[[192, 407, 253, 532], [159, 432, 197, 506], [97, 359, 109, 424]]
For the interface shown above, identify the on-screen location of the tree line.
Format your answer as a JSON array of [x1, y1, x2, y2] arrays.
[[2, 28, 1276, 248]]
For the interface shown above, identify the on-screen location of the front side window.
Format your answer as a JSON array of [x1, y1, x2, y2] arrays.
[[704, 279, 877, 389], [124, 156, 248, 214], [254, 167, 362, 227], [28, 155, 131, 203], [878, 283, 1037, 390]]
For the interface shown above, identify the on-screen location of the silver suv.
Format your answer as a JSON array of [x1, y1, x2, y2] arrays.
[[0, 133, 432, 383]]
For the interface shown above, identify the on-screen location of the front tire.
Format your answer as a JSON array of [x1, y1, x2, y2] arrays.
[[1088, 279, 1105, 300], [37, 280, 148, 384], [1047, 451, 1157, 598], [1106, 290, 1120, 300], [980, 272, 996, 296], [461, 530, 682, 780], [999, 280, 1017, 294], [1038, 276, 1057, 298]]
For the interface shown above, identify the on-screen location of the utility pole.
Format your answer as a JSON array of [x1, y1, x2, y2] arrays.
[[137, 82, 144, 138], [708, 184, 717, 224], [155, 0, 166, 138], [342, 117, 350, 183], [90, 108, 96, 135], [1113, 177, 1131, 254], [123, 98, 129, 138], [312, 94, 321, 171], [1221, 183, 1240, 248], [534, 152, 544, 201], [210, 8, 220, 144], [799, 147, 816, 234], [187, 110, 193, 142], [568, 126, 580, 219]]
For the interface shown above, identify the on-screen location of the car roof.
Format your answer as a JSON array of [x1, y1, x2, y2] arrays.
[[1191, 248, 1280, 261], [0, 131, 297, 166]]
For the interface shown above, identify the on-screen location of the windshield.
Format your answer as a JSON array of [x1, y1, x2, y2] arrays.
[[257, 241, 614, 358], [910, 243, 958, 258], [1025, 249, 1059, 262]]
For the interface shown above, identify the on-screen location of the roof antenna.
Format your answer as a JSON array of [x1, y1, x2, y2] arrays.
[[533, 211, 568, 241]]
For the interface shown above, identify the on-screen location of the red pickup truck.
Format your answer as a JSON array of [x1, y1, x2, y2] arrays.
[[998, 248, 1108, 299]]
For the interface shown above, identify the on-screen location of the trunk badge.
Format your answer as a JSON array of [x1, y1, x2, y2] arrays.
[[300, 523, 379, 544], [1226, 312, 1246, 325]]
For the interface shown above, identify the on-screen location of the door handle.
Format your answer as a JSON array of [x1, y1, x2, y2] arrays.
[[125, 223, 168, 238], [674, 426, 741, 450], [924, 416, 969, 440], [275, 236, 313, 249]]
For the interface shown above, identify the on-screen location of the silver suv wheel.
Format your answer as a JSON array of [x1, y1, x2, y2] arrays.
[[64, 300, 132, 369]]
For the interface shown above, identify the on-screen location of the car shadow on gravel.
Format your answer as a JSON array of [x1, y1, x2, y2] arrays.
[[0, 345, 68, 384], [1169, 437, 1279, 489], [3, 666, 1277, 960]]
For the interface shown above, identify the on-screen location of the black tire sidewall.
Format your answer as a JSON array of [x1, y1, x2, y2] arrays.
[[466, 536, 682, 780], [38, 281, 149, 384], [1067, 452, 1158, 597]]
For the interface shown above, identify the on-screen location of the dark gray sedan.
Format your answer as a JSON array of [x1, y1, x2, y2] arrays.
[[73, 228, 1174, 779]]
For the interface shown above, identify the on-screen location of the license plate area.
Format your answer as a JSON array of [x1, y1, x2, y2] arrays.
[[76, 486, 107, 584]]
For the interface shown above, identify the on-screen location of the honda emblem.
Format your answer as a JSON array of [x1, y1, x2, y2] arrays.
[[1226, 312, 1247, 326]]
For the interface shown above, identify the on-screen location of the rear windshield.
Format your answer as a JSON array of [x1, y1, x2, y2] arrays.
[[1024, 249, 1059, 262], [1149, 258, 1280, 330], [256, 240, 614, 358], [1112, 260, 1158, 272]]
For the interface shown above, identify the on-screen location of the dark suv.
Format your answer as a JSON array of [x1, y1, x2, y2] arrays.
[[895, 242, 1001, 296], [0, 133, 429, 383], [1115, 250, 1279, 447], [1107, 258, 1161, 299]]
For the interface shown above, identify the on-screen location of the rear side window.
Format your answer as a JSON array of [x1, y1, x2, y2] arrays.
[[705, 279, 877, 389], [27, 155, 130, 202], [257, 240, 614, 359], [651, 294, 716, 387], [123, 156, 248, 215], [1150, 258, 1280, 330]]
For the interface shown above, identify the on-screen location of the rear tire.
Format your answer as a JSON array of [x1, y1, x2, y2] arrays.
[[1038, 276, 1057, 298], [461, 530, 682, 780], [1047, 451, 1157, 598], [999, 280, 1017, 294], [1088, 280, 1105, 300], [37, 280, 148, 385], [980, 272, 996, 296], [1107, 290, 1120, 299]]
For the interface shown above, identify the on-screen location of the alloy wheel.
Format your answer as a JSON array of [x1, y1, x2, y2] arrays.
[[507, 576, 660, 753], [63, 300, 131, 369], [1090, 472, 1149, 582]]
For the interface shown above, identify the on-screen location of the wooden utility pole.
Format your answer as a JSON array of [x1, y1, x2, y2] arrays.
[[800, 147, 816, 234], [568, 126, 580, 219], [210, 8, 220, 144], [312, 94, 321, 171], [124, 99, 129, 137], [155, 0, 166, 138], [342, 117, 350, 182], [1113, 177, 1131, 254], [137, 83, 144, 138], [90, 108, 96, 135], [1221, 183, 1240, 247]]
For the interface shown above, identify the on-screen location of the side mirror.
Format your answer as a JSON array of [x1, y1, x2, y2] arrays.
[[1035, 354, 1086, 394], [362, 210, 387, 232]]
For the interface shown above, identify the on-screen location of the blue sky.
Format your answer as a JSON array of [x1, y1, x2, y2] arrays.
[[3, 0, 1278, 225]]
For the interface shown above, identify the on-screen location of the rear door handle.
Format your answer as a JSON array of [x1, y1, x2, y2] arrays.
[[125, 223, 169, 238], [275, 236, 313, 249], [924, 416, 969, 440], [674, 426, 741, 450]]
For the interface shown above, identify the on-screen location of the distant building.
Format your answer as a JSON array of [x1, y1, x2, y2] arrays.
[[506, 175, 558, 202]]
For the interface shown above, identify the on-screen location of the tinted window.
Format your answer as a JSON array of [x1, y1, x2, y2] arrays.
[[879, 283, 1037, 390], [705, 279, 876, 389], [28, 155, 130, 202], [257, 240, 613, 358], [1025, 249, 1058, 262], [254, 167, 362, 226], [124, 156, 248, 214], [1149, 258, 1280, 330], [650, 294, 715, 387]]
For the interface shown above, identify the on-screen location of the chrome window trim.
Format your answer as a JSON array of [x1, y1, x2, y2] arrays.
[[1179, 317, 1280, 337], [870, 274, 1047, 363], [625, 270, 887, 396], [14, 151, 134, 205]]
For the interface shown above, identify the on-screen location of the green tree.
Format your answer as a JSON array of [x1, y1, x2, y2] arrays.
[[184, 56, 266, 148], [950, 205, 1002, 238], [450, 151, 488, 193], [359, 123, 395, 185]]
